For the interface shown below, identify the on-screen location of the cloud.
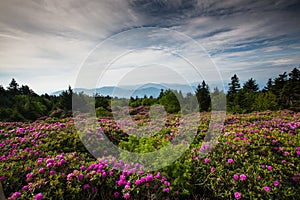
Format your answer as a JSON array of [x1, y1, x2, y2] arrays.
[[0, 0, 299, 93]]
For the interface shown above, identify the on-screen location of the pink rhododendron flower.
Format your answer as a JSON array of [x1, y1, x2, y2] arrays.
[[123, 193, 130, 199], [78, 174, 83, 181], [228, 158, 234, 164], [240, 174, 247, 181], [233, 174, 239, 180], [163, 188, 170, 193], [124, 185, 130, 190], [204, 158, 210, 163], [83, 184, 90, 190], [146, 174, 153, 182], [39, 168, 44, 173], [274, 180, 280, 186], [211, 167, 215, 173], [135, 179, 141, 186], [10, 192, 21, 199], [114, 192, 119, 198], [234, 192, 241, 199], [263, 186, 270, 192], [155, 172, 161, 179], [34, 193, 43, 200]]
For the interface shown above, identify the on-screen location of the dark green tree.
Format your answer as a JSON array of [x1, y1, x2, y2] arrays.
[[243, 78, 259, 92], [7, 78, 19, 95], [195, 81, 211, 112], [227, 74, 240, 99], [285, 67, 300, 111], [263, 78, 273, 92], [158, 89, 180, 113], [59, 86, 73, 112], [227, 74, 241, 111]]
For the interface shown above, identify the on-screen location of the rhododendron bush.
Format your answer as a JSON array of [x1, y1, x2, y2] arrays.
[[1, 110, 299, 199]]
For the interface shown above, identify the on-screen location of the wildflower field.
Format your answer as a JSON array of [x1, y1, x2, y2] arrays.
[[1, 110, 300, 199]]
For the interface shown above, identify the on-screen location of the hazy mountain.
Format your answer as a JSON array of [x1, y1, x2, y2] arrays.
[[51, 82, 228, 98]]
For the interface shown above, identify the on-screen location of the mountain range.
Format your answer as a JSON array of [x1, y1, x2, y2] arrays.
[[52, 83, 199, 98]]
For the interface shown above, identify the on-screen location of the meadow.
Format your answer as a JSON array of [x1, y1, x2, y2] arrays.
[[1, 110, 299, 199]]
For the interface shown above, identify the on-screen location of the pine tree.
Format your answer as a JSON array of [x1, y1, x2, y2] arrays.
[[7, 78, 19, 95], [195, 81, 211, 112], [263, 78, 273, 92], [243, 78, 259, 92], [228, 74, 240, 97], [227, 74, 241, 111]]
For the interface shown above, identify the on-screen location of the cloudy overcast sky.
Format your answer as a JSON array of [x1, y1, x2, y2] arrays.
[[0, 0, 300, 94]]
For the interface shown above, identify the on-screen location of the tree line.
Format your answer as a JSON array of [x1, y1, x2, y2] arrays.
[[0, 67, 299, 121]]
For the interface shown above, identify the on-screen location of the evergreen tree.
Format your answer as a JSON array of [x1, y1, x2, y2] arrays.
[[243, 78, 259, 92], [227, 74, 241, 111], [195, 81, 211, 112], [263, 78, 273, 92], [228, 74, 240, 98], [286, 67, 300, 111], [59, 85, 73, 112], [7, 78, 19, 95]]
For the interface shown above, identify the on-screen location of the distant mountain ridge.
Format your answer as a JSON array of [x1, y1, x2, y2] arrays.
[[51, 83, 199, 98]]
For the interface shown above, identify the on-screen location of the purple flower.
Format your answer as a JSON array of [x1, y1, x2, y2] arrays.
[[83, 184, 90, 190], [117, 180, 123, 186], [261, 165, 265, 169], [155, 172, 161, 179], [49, 170, 55, 175], [120, 175, 126, 180], [67, 173, 74, 181], [267, 166, 273, 171], [274, 180, 280, 187], [228, 158, 234, 164], [233, 174, 239, 180], [135, 179, 141, 186], [204, 158, 210, 163], [240, 174, 247, 181], [34, 193, 43, 200], [124, 193, 130, 199], [164, 181, 170, 187], [22, 185, 29, 190], [39, 168, 44, 173], [211, 167, 215, 173], [26, 173, 34, 179], [163, 188, 170, 193], [10, 192, 21, 199], [114, 192, 119, 198], [80, 166, 86, 170], [124, 185, 130, 190], [282, 160, 286, 164], [146, 174, 153, 182], [78, 174, 84, 181], [263, 186, 270, 192], [234, 192, 241, 199]]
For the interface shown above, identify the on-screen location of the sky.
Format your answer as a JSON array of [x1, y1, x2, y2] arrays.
[[0, 0, 300, 94]]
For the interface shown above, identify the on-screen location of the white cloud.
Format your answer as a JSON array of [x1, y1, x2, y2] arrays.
[[0, 0, 299, 93]]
